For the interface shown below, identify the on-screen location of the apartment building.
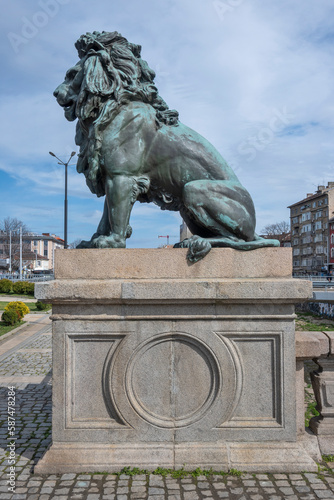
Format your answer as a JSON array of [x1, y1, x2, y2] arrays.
[[0, 232, 64, 271], [288, 183, 334, 275]]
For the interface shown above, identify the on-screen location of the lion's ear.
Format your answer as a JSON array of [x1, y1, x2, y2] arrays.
[[83, 55, 110, 95]]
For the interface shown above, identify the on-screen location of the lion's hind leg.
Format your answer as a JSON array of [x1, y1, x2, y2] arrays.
[[175, 179, 278, 262]]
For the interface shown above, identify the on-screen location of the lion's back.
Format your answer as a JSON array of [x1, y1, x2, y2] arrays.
[[150, 121, 239, 184]]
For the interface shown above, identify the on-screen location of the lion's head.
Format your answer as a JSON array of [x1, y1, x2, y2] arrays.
[[54, 31, 179, 127], [54, 31, 179, 197]]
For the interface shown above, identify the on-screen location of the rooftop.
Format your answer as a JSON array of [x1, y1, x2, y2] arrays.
[[288, 183, 334, 208]]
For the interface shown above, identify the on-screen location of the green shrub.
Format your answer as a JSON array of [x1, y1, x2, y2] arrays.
[[1, 309, 20, 326], [4, 301, 30, 318], [36, 301, 51, 311], [0, 279, 13, 293], [12, 281, 28, 295], [24, 282, 35, 295]]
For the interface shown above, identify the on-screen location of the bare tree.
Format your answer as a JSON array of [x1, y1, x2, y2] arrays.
[[0, 217, 31, 270], [68, 238, 82, 249], [261, 221, 290, 243]]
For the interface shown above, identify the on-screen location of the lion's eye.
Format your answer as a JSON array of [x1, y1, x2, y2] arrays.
[[66, 70, 77, 80]]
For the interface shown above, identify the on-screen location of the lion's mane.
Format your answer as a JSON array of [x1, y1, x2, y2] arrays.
[[74, 31, 179, 196]]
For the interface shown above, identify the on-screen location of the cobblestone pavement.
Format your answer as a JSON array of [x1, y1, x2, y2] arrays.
[[1, 317, 334, 499]]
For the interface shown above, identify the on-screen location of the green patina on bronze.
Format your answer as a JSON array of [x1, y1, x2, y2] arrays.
[[54, 30, 279, 261]]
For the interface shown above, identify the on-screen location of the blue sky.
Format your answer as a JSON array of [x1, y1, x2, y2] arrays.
[[1, 0, 334, 247]]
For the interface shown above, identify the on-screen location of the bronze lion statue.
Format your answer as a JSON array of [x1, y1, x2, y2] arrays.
[[54, 31, 279, 261]]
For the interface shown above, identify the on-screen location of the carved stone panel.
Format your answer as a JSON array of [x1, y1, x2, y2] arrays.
[[65, 334, 127, 429], [218, 333, 283, 428]]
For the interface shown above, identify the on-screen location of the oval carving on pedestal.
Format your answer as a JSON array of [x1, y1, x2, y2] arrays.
[[125, 334, 220, 428]]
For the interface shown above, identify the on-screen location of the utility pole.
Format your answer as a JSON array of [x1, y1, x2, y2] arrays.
[[19, 226, 22, 280], [9, 230, 12, 274], [49, 151, 76, 249]]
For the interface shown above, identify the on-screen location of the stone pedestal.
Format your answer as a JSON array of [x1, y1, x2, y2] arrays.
[[310, 356, 334, 454], [35, 247, 316, 473]]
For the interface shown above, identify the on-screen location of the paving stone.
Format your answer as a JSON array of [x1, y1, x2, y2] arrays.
[[197, 481, 210, 488], [230, 487, 244, 494], [61, 473, 76, 480], [314, 491, 334, 499], [183, 492, 200, 500], [243, 480, 256, 486], [117, 486, 130, 494], [75, 481, 89, 488], [278, 487, 295, 495], [296, 486, 311, 493], [182, 483, 196, 490], [148, 486, 165, 494]]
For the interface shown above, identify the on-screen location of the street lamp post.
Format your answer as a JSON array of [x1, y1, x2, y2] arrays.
[[49, 151, 76, 249]]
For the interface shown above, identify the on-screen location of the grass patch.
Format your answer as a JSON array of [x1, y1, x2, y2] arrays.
[[0, 301, 51, 313], [0, 292, 34, 299], [296, 312, 334, 331], [305, 385, 320, 427], [0, 321, 25, 337], [111, 466, 244, 478]]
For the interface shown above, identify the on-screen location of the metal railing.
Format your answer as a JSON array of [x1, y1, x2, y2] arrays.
[[293, 275, 334, 289], [0, 274, 54, 282]]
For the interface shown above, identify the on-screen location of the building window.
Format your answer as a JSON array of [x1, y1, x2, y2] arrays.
[[34, 240, 38, 246], [302, 224, 311, 233], [315, 221, 322, 230], [44, 250, 48, 257], [302, 212, 311, 222]]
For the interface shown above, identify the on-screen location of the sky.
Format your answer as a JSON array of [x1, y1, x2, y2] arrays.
[[0, 0, 334, 248]]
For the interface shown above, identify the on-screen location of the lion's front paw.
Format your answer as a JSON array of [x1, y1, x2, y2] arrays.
[[91, 234, 126, 248]]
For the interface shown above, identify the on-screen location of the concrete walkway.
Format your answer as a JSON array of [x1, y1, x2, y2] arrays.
[[0, 317, 334, 499]]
